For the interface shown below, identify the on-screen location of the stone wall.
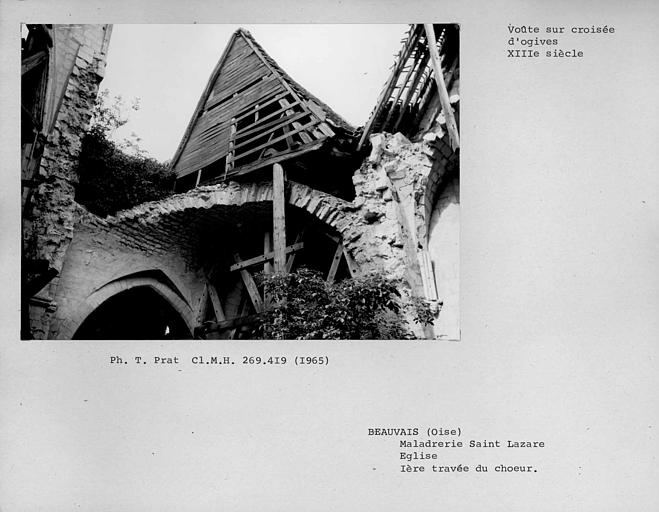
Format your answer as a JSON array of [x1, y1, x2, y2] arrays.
[[428, 174, 460, 340], [48, 213, 204, 339], [349, 129, 459, 338], [25, 25, 111, 339]]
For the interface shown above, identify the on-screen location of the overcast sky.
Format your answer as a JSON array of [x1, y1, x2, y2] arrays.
[[101, 24, 409, 162]]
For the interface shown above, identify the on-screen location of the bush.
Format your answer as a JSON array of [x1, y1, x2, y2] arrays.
[[75, 90, 175, 217], [255, 268, 433, 340]]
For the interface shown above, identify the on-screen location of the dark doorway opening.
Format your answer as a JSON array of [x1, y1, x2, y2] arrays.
[[74, 287, 191, 340]]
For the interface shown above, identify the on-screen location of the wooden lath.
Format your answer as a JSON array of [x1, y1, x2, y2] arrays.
[[357, 24, 459, 150], [357, 24, 422, 150], [222, 36, 331, 177], [170, 30, 243, 172], [424, 24, 459, 150]]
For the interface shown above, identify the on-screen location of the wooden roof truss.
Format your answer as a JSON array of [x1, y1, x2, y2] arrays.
[[357, 24, 459, 150]]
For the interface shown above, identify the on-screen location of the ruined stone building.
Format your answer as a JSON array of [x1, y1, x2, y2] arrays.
[[22, 24, 460, 340]]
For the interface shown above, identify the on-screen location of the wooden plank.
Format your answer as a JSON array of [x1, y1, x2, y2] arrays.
[[392, 49, 430, 132], [316, 122, 335, 137], [233, 119, 320, 162], [258, 130, 280, 160], [214, 54, 263, 87], [210, 50, 263, 95], [263, 232, 273, 274], [381, 50, 421, 131], [206, 66, 269, 109], [234, 253, 263, 312], [233, 139, 326, 177], [225, 118, 236, 178], [209, 69, 264, 107], [229, 296, 251, 339], [357, 24, 424, 150], [207, 75, 281, 115], [224, 279, 245, 319], [320, 231, 340, 243], [208, 283, 226, 322], [305, 101, 326, 121], [234, 111, 308, 149], [234, 91, 290, 122], [22, 50, 48, 75], [230, 79, 284, 114], [343, 247, 357, 277], [424, 24, 460, 150], [277, 100, 294, 149], [326, 241, 344, 283], [229, 242, 304, 272], [196, 283, 209, 324], [281, 98, 313, 144], [170, 31, 242, 171], [272, 163, 287, 273], [235, 103, 302, 140], [285, 229, 307, 273], [240, 33, 318, 125]]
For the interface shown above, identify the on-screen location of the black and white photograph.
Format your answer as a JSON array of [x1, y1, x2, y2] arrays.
[[3, 1, 659, 511], [21, 24, 460, 340]]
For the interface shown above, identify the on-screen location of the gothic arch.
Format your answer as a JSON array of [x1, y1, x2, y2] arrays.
[[93, 180, 362, 259], [61, 274, 195, 340]]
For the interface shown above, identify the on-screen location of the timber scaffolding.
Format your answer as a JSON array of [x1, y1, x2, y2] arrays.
[[358, 23, 460, 151], [170, 28, 359, 200]]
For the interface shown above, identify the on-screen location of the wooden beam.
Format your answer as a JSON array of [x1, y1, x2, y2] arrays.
[[22, 50, 48, 75], [196, 283, 209, 324], [357, 24, 423, 150], [170, 30, 243, 171], [320, 231, 340, 243], [229, 242, 304, 272], [233, 119, 320, 163], [382, 55, 420, 131], [285, 228, 307, 273], [263, 231, 273, 274], [241, 33, 318, 127], [224, 118, 237, 179], [392, 49, 430, 132], [207, 283, 226, 322], [234, 111, 308, 149], [234, 101, 302, 139], [233, 139, 326, 177], [326, 242, 344, 283], [343, 246, 357, 277], [281, 98, 313, 144], [234, 90, 289, 122], [272, 163, 287, 272], [278, 99, 297, 148], [233, 253, 264, 312], [424, 24, 460, 150], [263, 231, 273, 306], [229, 292, 248, 339]]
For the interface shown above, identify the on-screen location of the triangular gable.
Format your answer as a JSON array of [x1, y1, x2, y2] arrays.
[[171, 29, 353, 189]]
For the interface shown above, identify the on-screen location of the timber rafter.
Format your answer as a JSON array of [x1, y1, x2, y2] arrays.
[[357, 23, 460, 150], [171, 28, 354, 187]]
